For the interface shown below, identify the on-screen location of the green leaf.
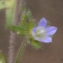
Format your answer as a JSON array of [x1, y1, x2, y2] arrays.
[[30, 39, 42, 49], [0, 0, 15, 10], [0, 0, 16, 28], [0, 51, 7, 63], [21, 10, 32, 23], [11, 25, 25, 36], [5, 0, 16, 28], [26, 11, 32, 20], [5, 0, 15, 8], [0, 1, 5, 9], [28, 21, 34, 30], [17, 26, 25, 36], [6, 9, 14, 28], [21, 12, 27, 21]]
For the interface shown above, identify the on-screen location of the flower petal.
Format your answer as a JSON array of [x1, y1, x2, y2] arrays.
[[31, 27, 37, 37], [32, 33, 52, 43], [32, 27, 36, 33], [42, 37, 52, 43], [46, 26, 57, 36], [38, 17, 47, 27]]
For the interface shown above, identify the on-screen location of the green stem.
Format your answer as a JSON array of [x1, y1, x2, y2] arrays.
[[15, 37, 27, 63]]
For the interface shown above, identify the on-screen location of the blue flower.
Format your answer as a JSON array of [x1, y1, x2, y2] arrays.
[[31, 17, 57, 43]]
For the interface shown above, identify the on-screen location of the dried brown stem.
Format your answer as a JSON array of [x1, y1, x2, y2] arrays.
[[8, 0, 22, 63]]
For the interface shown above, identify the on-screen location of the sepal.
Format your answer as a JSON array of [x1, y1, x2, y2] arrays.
[[30, 38, 42, 49]]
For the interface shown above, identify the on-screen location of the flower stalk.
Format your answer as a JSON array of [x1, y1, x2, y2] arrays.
[[15, 37, 27, 63]]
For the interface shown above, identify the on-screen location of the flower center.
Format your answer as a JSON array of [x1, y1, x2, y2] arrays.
[[36, 27, 46, 39]]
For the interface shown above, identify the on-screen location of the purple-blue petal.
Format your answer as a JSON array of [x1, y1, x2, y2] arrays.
[[38, 17, 47, 27], [46, 26, 57, 36], [32, 27, 36, 33], [42, 37, 52, 43], [33, 36, 52, 43]]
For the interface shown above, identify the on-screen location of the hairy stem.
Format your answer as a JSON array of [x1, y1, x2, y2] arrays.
[[15, 37, 27, 63], [8, 0, 22, 63]]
